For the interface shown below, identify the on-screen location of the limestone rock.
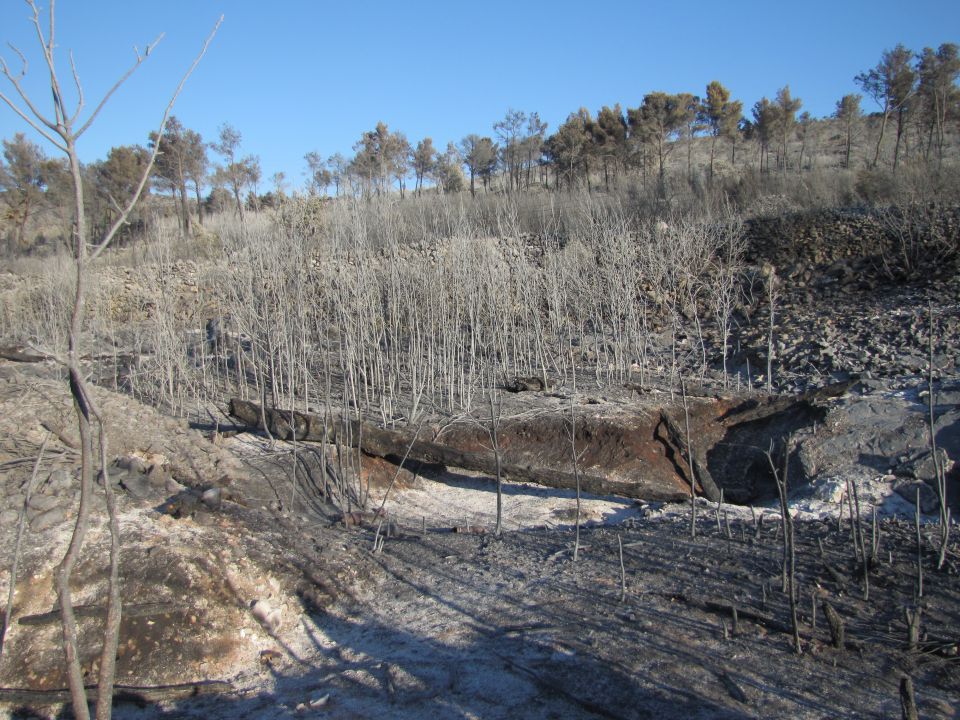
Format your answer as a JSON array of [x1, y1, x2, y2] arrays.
[[27, 494, 61, 513], [30, 505, 67, 532]]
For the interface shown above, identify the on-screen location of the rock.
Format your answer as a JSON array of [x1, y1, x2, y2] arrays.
[[27, 494, 61, 512], [166, 477, 186, 494], [504, 376, 548, 393], [0, 508, 19, 526], [159, 491, 199, 518], [201, 487, 222, 510], [30, 506, 67, 532], [147, 463, 170, 487], [894, 479, 941, 514], [105, 467, 129, 488], [120, 472, 155, 499], [250, 599, 282, 633], [192, 510, 215, 526], [115, 454, 147, 474], [44, 469, 72, 493], [894, 449, 952, 484], [808, 477, 846, 504]]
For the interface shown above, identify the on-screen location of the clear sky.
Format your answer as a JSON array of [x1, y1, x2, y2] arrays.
[[1, 1, 957, 190]]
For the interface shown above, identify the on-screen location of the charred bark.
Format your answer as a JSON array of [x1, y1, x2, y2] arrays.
[[227, 399, 689, 502]]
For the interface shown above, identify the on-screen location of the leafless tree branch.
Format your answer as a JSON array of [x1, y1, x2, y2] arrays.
[[74, 32, 164, 138], [90, 17, 222, 260]]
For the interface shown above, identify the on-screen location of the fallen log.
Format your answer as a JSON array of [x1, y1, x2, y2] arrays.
[[0, 346, 47, 363], [0, 680, 232, 706], [658, 410, 722, 503], [18, 602, 191, 627], [227, 399, 689, 502]]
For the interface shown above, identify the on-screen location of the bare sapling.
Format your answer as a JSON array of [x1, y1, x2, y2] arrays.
[[900, 675, 919, 720], [766, 266, 777, 394], [0, 6, 221, 718], [851, 481, 869, 600], [845, 478, 859, 561], [568, 397, 582, 561], [926, 302, 950, 570], [767, 439, 801, 654], [372, 520, 385, 554], [618, 533, 626, 602], [904, 606, 921, 652], [715, 489, 723, 534], [837, 489, 845, 533], [487, 381, 504, 537], [710, 217, 744, 389], [374, 420, 424, 519], [915, 488, 924, 599], [1, 432, 50, 659], [681, 378, 696, 538]]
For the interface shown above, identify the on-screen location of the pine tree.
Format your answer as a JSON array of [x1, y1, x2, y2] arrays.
[[834, 94, 862, 169]]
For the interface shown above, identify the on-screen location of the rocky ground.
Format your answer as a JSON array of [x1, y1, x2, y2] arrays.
[[0, 206, 959, 719], [0, 372, 958, 719]]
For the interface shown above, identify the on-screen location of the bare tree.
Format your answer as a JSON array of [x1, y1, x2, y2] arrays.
[[0, 5, 220, 718]]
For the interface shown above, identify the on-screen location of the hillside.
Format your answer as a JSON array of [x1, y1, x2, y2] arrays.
[[0, 194, 958, 718]]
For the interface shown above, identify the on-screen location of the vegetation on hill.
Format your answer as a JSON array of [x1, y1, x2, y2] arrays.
[[2, 43, 958, 255]]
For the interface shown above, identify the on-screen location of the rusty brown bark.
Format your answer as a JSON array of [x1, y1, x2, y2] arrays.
[[228, 399, 690, 502]]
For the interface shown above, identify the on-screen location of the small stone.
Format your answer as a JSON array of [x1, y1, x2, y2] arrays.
[[0, 508, 19, 526], [250, 599, 282, 633], [30, 506, 67, 532]]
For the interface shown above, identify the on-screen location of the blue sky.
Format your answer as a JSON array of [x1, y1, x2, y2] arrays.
[[1, 1, 957, 190]]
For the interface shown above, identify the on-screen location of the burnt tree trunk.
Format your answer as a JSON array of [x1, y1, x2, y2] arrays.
[[228, 399, 689, 502]]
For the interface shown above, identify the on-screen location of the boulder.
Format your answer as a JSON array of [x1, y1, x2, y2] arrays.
[[893, 448, 952, 484]]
